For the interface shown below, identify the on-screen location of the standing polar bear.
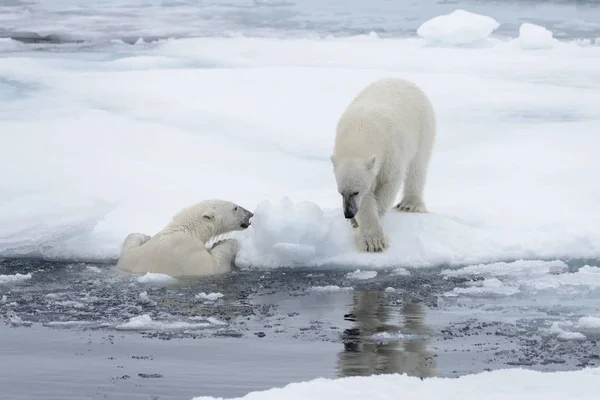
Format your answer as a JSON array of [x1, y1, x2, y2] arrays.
[[116, 200, 254, 277], [331, 77, 436, 253]]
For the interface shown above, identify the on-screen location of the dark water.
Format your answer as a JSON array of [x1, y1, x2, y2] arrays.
[[2, 259, 599, 399]]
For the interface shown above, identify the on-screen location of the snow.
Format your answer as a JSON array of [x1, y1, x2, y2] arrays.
[[417, 10, 500, 46], [192, 366, 600, 400], [0, 273, 32, 284], [516, 23, 560, 50], [0, 10, 599, 273]]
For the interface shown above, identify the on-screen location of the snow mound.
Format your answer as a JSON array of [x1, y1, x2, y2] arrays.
[[192, 366, 600, 400], [237, 198, 345, 267], [515, 23, 560, 50], [417, 9, 500, 46], [235, 199, 599, 270]]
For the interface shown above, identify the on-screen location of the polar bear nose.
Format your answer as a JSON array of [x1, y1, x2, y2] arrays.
[[343, 194, 358, 219]]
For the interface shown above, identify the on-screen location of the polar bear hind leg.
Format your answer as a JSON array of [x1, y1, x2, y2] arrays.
[[121, 233, 151, 251], [396, 124, 435, 213]]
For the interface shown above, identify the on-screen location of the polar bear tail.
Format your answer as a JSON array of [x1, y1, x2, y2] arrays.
[[121, 233, 152, 251]]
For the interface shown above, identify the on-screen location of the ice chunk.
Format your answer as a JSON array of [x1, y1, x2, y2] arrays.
[[195, 292, 224, 301], [136, 272, 177, 284], [515, 23, 559, 50], [139, 291, 157, 306], [417, 10, 500, 46], [391, 267, 411, 276], [0, 273, 32, 284], [345, 269, 377, 280], [444, 277, 519, 297], [309, 285, 353, 293], [441, 260, 568, 279], [115, 314, 212, 331], [545, 321, 587, 341], [576, 316, 600, 333]]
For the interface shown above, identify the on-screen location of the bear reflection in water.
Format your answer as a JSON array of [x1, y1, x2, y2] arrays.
[[337, 291, 436, 378]]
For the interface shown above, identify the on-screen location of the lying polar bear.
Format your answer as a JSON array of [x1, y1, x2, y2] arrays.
[[116, 199, 254, 277]]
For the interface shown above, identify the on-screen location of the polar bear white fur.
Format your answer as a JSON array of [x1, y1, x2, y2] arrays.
[[116, 200, 254, 277], [331, 77, 436, 253]]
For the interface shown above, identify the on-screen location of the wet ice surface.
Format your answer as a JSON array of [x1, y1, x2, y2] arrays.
[[1, 259, 600, 399]]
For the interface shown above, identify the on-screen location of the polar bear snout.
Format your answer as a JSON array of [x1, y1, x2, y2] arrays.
[[240, 208, 254, 229], [343, 193, 359, 219]]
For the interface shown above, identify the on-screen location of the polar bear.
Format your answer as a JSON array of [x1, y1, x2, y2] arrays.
[[330, 77, 436, 253], [116, 200, 254, 277]]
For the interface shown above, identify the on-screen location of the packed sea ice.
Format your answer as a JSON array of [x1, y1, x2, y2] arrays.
[[0, 11, 599, 272]]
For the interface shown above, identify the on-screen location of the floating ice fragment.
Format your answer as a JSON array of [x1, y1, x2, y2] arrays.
[[196, 292, 224, 301], [345, 269, 377, 280], [417, 10, 500, 46]]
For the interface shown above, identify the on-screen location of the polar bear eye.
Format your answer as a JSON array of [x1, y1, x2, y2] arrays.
[[352, 192, 359, 197], [234, 206, 238, 211]]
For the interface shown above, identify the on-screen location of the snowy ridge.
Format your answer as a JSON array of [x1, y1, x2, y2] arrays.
[[191, 366, 600, 400]]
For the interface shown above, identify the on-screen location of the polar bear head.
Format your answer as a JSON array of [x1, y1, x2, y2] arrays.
[[330, 154, 378, 219], [171, 199, 254, 241]]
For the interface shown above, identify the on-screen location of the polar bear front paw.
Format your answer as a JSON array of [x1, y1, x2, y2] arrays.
[[356, 231, 389, 253], [395, 196, 427, 213], [211, 238, 240, 254]]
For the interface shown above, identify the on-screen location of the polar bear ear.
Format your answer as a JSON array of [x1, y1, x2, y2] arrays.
[[366, 154, 377, 170]]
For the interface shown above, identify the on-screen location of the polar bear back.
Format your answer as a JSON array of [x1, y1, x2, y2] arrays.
[[334, 77, 435, 164], [117, 231, 217, 277]]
